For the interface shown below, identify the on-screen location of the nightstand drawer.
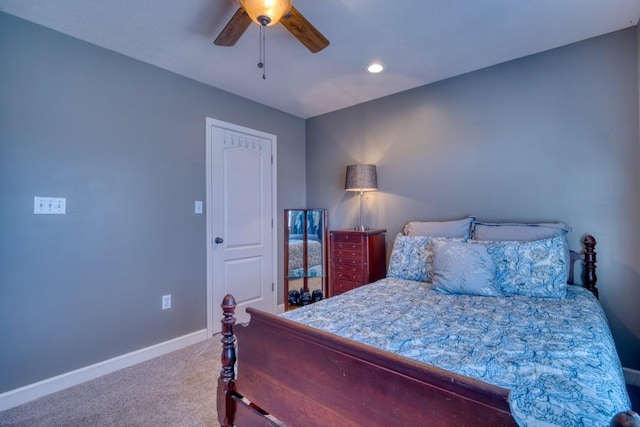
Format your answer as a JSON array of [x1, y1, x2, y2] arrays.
[[333, 279, 361, 295], [332, 233, 361, 243], [334, 249, 362, 259], [333, 257, 362, 267], [331, 258, 363, 271], [334, 241, 363, 251], [333, 270, 362, 282]]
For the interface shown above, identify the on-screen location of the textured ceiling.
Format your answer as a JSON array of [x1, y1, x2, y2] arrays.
[[1, 0, 639, 118]]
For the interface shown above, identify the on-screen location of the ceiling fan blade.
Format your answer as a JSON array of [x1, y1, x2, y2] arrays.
[[214, 7, 252, 46], [280, 6, 329, 53]]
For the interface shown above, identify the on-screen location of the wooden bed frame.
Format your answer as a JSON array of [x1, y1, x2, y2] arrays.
[[216, 235, 635, 426]]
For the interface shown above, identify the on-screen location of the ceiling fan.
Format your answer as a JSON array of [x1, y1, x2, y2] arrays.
[[214, 0, 329, 53]]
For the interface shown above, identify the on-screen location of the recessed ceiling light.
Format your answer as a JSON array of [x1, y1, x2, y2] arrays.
[[367, 63, 384, 74]]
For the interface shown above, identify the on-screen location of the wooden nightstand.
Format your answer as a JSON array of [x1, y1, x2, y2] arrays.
[[329, 229, 386, 297]]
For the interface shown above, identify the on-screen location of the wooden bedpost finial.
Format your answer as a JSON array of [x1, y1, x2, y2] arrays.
[[220, 294, 237, 383], [610, 410, 640, 427], [218, 294, 237, 427], [583, 234, 598, 299]]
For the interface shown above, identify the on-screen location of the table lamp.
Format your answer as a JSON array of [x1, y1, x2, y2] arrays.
[[344, 164, 378, 231]]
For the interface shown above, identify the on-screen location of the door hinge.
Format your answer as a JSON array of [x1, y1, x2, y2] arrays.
[[271, 155, 273, 164], [272, 282, 275, 292], [271, 218, 274, 228]]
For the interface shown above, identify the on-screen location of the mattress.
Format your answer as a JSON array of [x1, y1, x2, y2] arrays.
[[282, 277, 631, 426]]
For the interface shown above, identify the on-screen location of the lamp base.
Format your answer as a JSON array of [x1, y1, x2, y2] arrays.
[[354, 225, 368, 231]]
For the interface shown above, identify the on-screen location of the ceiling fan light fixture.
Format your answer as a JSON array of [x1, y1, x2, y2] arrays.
[[239, 0, 292, 27], [367, 63, 384, 74]]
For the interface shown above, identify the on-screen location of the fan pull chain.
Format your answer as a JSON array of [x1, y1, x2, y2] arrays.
[[257, 24, 266, 80]]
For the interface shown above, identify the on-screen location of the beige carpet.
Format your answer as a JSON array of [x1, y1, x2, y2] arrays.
[[0, 337, 222, 427]]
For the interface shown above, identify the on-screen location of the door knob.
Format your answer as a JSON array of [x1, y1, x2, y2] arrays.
[[215, 237, 224, 244]]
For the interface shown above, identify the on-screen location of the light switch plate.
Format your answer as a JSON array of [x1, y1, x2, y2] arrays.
[[34, 197, 66, 214], [195, 200, 203, 214]]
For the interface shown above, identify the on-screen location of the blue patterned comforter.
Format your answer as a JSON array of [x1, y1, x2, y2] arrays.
[[281, 278, 631, 426]]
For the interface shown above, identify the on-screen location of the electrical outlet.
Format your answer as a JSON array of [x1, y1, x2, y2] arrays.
[[162, 294, 171, 310]]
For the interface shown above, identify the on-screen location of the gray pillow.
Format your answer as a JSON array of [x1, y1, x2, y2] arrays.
[[431, 240, 501, 297], [403, 217, 474, 239], [471, 221, 570, 241]]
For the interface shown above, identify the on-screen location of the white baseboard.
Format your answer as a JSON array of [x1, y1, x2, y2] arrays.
[[0, 329, 208, 412], [277, 303, 285, 314], [623, 367, 640, 387]]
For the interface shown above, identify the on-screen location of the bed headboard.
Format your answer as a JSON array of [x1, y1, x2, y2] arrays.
[[568, 235, 598, 298]]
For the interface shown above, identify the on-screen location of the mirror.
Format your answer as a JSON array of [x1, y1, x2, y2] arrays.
[[284, 209, 327, 310]]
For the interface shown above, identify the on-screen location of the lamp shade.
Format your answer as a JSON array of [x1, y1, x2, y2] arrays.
[[345, 164, 378, 192], [239, 0, 292, 26]]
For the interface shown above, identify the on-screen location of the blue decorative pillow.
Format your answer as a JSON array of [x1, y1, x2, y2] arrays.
[[471, 222, 572, 283], [470, 237, 568, 298], [387, 234, 431, 282], [431, 241, 501, 296], [387, 235, 465, 282]]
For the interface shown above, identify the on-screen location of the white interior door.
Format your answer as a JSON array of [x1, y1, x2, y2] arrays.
[[206, 118, 276, 335]]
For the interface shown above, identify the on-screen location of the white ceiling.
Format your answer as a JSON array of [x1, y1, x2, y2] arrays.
[[1, 0, 639, 119]]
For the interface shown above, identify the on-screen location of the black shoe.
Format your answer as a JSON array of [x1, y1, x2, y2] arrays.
[[300, 290, 312, 305], [288, 290, 300, 306], [311, 289, 323, 302]]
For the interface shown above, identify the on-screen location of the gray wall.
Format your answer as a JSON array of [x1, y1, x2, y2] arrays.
[[307, 28, 640, 370], [0, 12, 305, 393], [2, 9, 639, 397]]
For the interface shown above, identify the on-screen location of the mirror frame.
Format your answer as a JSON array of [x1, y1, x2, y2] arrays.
[[284, 209, 328, 310]]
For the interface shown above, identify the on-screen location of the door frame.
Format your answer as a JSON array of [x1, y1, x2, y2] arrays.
[[205, 118, 278, 337]]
